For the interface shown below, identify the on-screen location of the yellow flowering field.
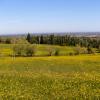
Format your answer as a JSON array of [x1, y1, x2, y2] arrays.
[[0, 55, 99, 99]]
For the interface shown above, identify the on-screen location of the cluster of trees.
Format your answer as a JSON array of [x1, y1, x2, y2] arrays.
[[13, 44, 35, 57], [0, 38, 11, 44], [12, 44, 95, 57], [74, 45, 95, 55], [26, 33, 100, 49], [13, 44, 60, 57], [0, 37, 29, 44]]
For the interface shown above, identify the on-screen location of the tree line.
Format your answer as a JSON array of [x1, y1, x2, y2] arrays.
[[26, 33, 100, 49], [0, 33, 99, 57]]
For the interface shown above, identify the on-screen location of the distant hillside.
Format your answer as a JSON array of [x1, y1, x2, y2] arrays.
[[0, 32, 100, 38]]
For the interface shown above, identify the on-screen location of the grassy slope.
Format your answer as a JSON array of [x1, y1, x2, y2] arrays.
[[0, 55, 99, 99], [0, 44, 76, 57]]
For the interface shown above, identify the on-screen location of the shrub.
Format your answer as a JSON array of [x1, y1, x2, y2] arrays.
[[69, 52, 74, 56], [54, 49, 60, 56], [5, 38, 11, 44], [47, 47, 54, 56], [87, 46, 95, 54], [74, 45, 81, 55]]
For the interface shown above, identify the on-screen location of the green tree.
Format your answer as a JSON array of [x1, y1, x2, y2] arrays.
[[5, 38, 11, 44], [26, 33, 31, 43], [13, 45, 24, 56], [25, 45, 36, 57], [87, 45, 94, 54]]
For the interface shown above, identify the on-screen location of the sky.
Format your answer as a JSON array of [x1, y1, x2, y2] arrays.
[[0, 0, 100, 34]]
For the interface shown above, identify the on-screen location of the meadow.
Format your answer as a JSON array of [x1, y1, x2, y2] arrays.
[[0, 44, 99, 99], [0, 44, 76, 57]]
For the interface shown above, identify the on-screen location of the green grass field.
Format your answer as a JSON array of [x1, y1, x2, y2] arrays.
[[0, 44, 100, 99]]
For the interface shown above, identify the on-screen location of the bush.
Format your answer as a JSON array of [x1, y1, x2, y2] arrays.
[[5, 38, 11, 44], [54, 49, 60, 56], [87, 46, 95, 54], [74, 45, 81, 55], [47, 47, 54, 56], [69, 52, 74, 56]]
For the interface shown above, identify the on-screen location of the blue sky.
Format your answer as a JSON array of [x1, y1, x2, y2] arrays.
[[0, 0, 100, 34]]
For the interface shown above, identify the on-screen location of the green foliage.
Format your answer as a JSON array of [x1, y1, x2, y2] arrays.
[[54, 49, 60, 56], [74, 45, 81, 55], [5, 38, 11, 44], [25, 45, 36, 56], [13, 44, 36, 57], [26, 34, 100, 49], [74, 45, 88, 55], [0, 44, 99, 57], [13, 44, 23, 56], [47, 47, 54, 56], [87, 45, 95, 54], [26, 33, 31, 43]]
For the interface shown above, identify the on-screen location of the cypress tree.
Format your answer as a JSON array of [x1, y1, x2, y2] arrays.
[[26, 33, 31, 43]]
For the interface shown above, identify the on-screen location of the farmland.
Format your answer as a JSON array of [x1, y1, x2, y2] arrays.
[[0, 44, 99, 99]]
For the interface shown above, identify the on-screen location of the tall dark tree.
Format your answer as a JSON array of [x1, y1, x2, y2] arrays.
[[87, 45, 93, 54], [49, 34, 54, 45], [0, 37, 2, 43], [40, 35, 44, 44], [26, 33, 31, 43]]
